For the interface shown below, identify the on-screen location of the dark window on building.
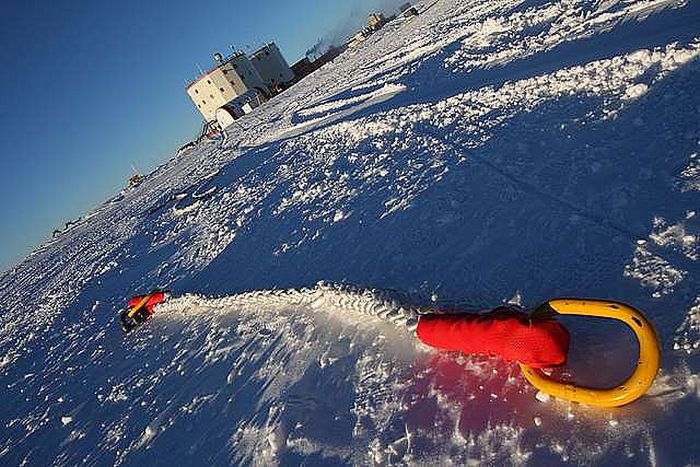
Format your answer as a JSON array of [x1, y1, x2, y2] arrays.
[[202, 100, 206, 104], [209, 94, 214, 99], [207, 80, 211, 84], [197, 104, 201, 108], [265, 51, 270, 56], [233, 64, 238, 69], [195, 89, 199, 94], [220, 87, 225, 92]]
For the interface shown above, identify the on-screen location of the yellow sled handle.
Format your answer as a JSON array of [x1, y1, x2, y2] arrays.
[[519, 299, 661, 408], [127, 291, 155, 318]]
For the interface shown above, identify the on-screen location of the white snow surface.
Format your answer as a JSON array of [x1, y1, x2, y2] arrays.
[[2, 0, 700, 465]]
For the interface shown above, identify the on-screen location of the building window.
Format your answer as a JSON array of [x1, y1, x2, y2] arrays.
[[197, 104, 201, 108], [195, 89, 199, 94], [265, 51, 270, 56], [222, 69, 228, 74], [207, 80, 211, 84], [233, 64, 238, 69], [220, 87, 225, 92], [202, 100, 206, 104]]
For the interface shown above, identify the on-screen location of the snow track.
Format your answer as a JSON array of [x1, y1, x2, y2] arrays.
[[158, 282, 422, 333]]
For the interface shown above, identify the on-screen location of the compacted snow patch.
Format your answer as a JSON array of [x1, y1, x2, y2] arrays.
[[674, 298, 700, 354]]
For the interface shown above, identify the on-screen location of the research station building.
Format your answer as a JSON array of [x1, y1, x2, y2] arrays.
[[250, 43, 295, 93], [186, 51, 269, 122]]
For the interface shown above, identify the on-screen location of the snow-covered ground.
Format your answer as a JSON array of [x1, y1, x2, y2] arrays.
[[2, 0, 699, 464]]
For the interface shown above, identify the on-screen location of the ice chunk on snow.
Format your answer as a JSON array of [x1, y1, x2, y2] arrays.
[[624, 245, 686, 295], [623, 83, 649, 100], [333, 210, 346, 222], [674, 298, 700, 354]]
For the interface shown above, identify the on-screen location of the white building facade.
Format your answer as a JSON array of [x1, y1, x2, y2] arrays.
[[186, 52, 269, 122], [249, 43, 295, 93]]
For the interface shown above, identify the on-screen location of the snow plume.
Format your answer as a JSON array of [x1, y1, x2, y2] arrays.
[[305, 37, 335, 61], [305, 0, 411, 58]]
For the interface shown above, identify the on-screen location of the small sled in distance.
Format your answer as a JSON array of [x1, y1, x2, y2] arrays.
[[120, 289, 170, 332]]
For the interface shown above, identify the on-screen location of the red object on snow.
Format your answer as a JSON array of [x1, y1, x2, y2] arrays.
[[416, 308, 570, 368], [127, 291, 168, 315]]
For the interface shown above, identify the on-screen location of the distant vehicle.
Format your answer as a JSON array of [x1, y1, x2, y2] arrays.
[[177, 140, 196, 156], [52, 217, 82, 238], [128, 174, 144, 188], [215, 89, 267, 129], [402, 7, 419, 17]]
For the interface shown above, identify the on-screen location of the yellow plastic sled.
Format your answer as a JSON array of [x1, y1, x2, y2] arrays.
[[519, 299, 661, 408]]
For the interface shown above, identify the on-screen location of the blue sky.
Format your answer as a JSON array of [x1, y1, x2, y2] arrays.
[[0, 0, 403, 271]]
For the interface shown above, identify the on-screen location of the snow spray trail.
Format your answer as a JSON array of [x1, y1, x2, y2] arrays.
[[157, 282, 423, 334]]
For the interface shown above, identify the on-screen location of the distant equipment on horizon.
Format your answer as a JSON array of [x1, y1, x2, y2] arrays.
[[213, 52, 224, 63], [402, 6, 419, 18], [128, 173, 144, 188], [290, 44, 344, 83], [346, 12, 388, 49], [368, 12, 387, 30]]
